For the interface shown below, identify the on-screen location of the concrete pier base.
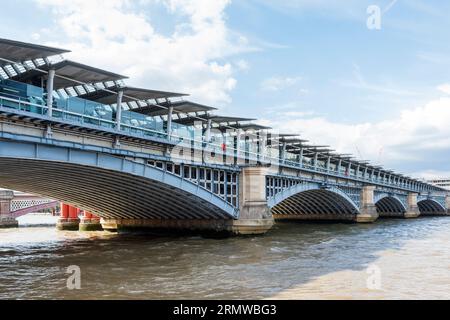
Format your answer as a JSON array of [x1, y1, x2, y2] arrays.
[[273, 213, 355, 221], [356, 186, 379, 223], [404, 211, 421, 219], [79, 211, 103, 231], [376, 212, 405, 219], [0, 216, 19, 229], [56, 218, 80, 231], [101, 218, 273, 236], [405, 193, 420, 219], [0, 190, 18, 229], [79, 219, 103, 231], [230, 218, 274, 235], [356, 209, 379, 223]]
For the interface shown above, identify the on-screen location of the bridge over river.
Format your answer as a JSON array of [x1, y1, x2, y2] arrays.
[[0, 38, 448, 235]]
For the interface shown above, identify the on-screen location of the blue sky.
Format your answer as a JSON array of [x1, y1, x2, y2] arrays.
[[2, 0, 450, 178]]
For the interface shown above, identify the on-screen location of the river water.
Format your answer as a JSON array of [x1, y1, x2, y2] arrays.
[[1, 216, 450, 300]]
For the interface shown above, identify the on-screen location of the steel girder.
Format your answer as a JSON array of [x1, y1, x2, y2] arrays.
[[268, 182, 360, 217], [417, 199, 446, 215], [0, 140, 238, 220]]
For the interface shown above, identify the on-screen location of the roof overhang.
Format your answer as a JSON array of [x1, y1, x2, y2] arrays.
[[0, 38, 70, 66], [133, 100, 214, 117], [11, 60, 127, 89], [79, 86, 187, 105], [173, 115, 256, 127]]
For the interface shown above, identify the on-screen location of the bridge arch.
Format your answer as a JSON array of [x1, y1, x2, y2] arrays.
[[374, 194, 407, 217], [0, 140, 238, 221], [417, 199, 446, 216], [268, 183, 360, 221]]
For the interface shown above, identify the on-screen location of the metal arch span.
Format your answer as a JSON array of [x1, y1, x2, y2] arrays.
[[374, 194, 407, 217], [268, 183, 360, 220], [418, 199, 446, 216], [11, 201, 59, 218], [0, 140, 238, 220]]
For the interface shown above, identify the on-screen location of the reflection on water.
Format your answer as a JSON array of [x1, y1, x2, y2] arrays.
[[1, 217, 450, 299], [17, 214, 58, 227]]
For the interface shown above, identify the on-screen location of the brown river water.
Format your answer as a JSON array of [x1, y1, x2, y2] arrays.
[[1, 215, 450, 300]]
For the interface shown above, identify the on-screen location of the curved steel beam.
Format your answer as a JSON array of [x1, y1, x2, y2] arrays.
[[271, 188, 359, 218], [268, 182, 359, 211], [0, 140, 238, 220], [418, 199, 446, 215], [11, 201, 59, 218], [375, 194, 407, 214]]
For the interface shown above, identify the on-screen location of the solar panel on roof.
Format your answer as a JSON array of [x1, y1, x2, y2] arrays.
[[0, 38, 69, 67]]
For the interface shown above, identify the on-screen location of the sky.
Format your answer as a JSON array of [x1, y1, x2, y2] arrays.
[[1, 0, 450, 179]]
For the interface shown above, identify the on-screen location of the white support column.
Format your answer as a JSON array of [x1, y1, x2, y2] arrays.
[[116, 90, 124, 131], [326, 156, 331, 172], [205, 119, 212, 142], [282, 142, 287, 164], [236, 129, 242, 156], [299, 148, 304, 167], [46, 69, 55, 117], [167, 105, 174, 139], [314, 152, 319, 169]]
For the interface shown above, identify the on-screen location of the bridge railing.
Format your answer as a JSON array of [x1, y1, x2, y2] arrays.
[[0, 89, 442, 194]]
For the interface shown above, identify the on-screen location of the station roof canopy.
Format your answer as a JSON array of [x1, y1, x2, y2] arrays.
[[12, 60, 127, 89], [79, 85, 187, 105], [174, 115, 255, 127], [226, 123, 272, 131], [0, 38, 70, 66], [286, 145, 332, 154], [269, 134, 299, 141], [279, 137, 309, 144], [132, 101, 215, 117], [209, 116, 256, 124]]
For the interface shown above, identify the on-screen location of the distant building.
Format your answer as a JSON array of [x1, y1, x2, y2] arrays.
[[427, 179, 450, 191]]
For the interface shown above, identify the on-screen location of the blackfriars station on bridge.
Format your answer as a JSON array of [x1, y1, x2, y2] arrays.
[[0, 38, 448, 235]]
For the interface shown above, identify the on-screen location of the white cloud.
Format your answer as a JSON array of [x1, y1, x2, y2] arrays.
[[338, 64, 419, 96], [411, 169, 450, 180], [437, 83, 450, 95], [34, 0, 254, 105], [262, 96, 450, 177], [235, 59, 249, 71], [261, 76, 302, 92]]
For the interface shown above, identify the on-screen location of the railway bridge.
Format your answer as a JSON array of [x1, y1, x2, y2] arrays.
[[0, 38, 448, 234], [0, 189, 57, 227]]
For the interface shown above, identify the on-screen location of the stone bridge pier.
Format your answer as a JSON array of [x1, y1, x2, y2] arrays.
[[233, 167, 274, 235], [356, 186, 379, 223], [101, 167, 275, 236], [404, 193, 421, 219], [0, 190, 18, 228], [360, 187, 420, 222], [447, 196, 450, 215]]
